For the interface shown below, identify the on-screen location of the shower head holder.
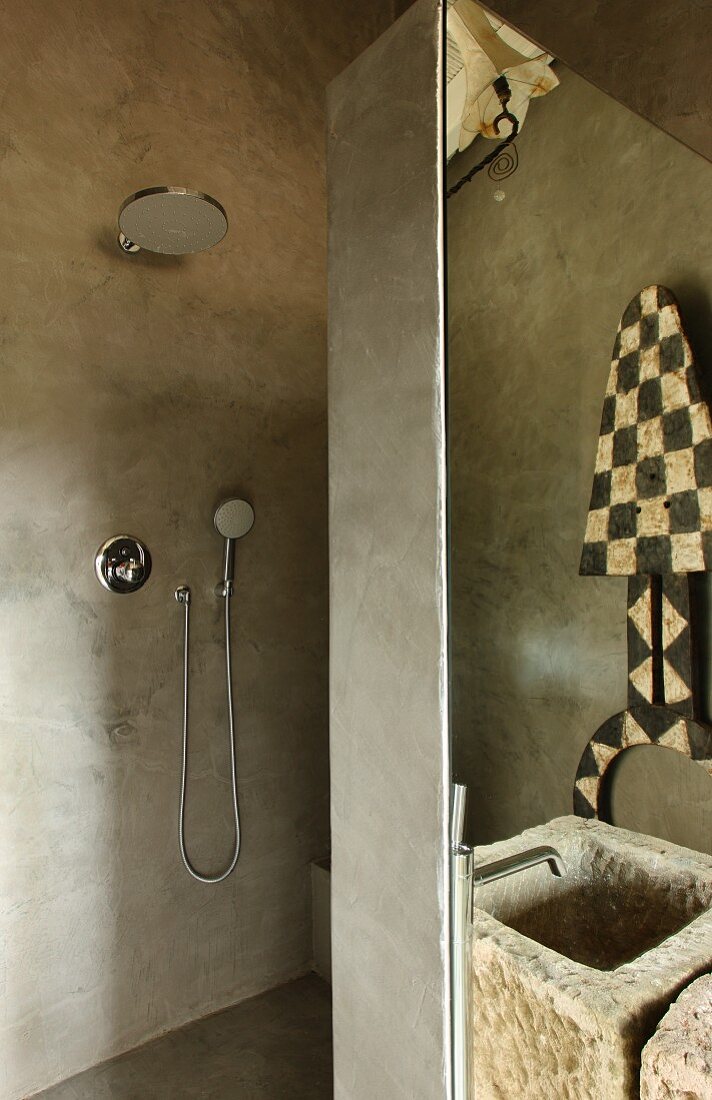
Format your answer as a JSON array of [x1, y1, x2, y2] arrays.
[[118, 232, 140, 253]]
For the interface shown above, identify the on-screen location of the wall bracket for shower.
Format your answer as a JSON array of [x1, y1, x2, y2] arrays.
[[117, 187, 228, 255], [95, 534, 151, 594]]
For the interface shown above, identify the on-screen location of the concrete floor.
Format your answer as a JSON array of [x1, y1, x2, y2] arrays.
[[33, 976, 332, 1100]]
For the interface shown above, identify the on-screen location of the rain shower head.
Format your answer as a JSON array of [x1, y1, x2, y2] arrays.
[[117, 187, 228, 255]]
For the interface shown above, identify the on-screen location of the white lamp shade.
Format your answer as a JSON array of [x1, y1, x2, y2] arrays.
[[448, 0, 559, 152]]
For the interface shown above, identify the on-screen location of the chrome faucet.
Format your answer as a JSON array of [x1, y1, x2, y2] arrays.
[[473, 845, 566, 888], [450, 784, 567, 1100], [450, 785, 473, 1100]]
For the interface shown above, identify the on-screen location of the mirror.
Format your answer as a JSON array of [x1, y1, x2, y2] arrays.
[[445, 5, 712, 1096], [446, 46, 712, 855]]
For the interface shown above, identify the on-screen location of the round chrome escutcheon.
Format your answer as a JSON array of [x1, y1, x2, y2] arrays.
[[95, 535, 151, 594]]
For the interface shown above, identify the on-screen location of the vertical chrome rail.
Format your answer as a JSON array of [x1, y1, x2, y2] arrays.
[[451, 783, 472, 1100]]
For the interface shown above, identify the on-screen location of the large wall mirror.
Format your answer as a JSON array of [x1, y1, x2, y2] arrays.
[[445, 2, 712, 1096]]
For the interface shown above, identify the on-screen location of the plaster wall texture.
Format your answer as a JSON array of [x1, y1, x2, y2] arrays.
[[483, 0, 712, 163], [447, 65, 712, 852], [0, 1, 400, 1097], [328, 2, 450, 1097]]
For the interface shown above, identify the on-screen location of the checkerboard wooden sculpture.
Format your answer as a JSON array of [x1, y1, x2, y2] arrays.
[[580, 284, 712, 575], [574, 286, 712, 820]]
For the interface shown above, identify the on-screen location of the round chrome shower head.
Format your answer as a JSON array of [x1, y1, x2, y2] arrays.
[[117, 187, 228, 255], [214, 499, 255, 540]]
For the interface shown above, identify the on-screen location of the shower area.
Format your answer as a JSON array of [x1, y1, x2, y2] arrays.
[[0, 3, 406, 1097]]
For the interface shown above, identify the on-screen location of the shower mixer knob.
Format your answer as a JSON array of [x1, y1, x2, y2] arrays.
[[112, 558, 144, 584], [95, 535, 151, 594]]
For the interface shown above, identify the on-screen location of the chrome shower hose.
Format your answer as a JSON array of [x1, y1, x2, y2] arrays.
[[178, 589, 241, 883]]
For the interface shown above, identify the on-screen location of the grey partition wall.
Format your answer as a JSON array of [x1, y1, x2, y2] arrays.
[[327, 2, 450, 1098]]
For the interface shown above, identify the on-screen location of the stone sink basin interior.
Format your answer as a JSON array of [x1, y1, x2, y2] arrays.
[[473, 826, 712, 970]]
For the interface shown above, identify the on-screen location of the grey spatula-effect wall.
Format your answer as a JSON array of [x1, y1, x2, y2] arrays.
[[328, 2, 450, 1097], [0, 2, 401, 1097], [448, 65, 712, 853], [484, 0, 712, 162]]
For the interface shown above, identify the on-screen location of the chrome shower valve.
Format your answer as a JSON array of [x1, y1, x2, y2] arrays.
[[95, 535, 151, 594]]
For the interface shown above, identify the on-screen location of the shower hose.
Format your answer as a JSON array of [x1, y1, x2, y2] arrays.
[[178, 589, 241, 883]]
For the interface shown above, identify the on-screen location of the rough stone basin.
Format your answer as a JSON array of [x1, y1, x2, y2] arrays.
[[470, 817, 712, 1099]]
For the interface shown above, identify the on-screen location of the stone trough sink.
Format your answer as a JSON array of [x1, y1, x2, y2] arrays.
[[470, 817, 712, 1099]]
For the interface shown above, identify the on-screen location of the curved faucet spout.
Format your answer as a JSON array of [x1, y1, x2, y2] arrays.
[[473, 845, 566, 888]]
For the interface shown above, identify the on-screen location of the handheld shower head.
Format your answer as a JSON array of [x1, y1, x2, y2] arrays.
[[214, 499, 255, 540], [214, 499, 254, 596]]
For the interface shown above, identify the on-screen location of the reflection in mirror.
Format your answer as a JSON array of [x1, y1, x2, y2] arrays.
[[609, 743, 712, 851], [446, 9, 712, 1096], [447, 63, 712, 854]]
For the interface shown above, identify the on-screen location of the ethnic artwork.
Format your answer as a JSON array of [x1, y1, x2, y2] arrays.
[[580, 285, 712, 577], [574, 570, 712, 819], [574, 287, 712, 820]]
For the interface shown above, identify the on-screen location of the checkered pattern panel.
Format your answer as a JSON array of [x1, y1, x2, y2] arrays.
[[573, 703, 712, 819], [626, 575, 694, 716], [626, 575, 654, 707], [661, 574, 694, 716], [580, 285, 712, 575]]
